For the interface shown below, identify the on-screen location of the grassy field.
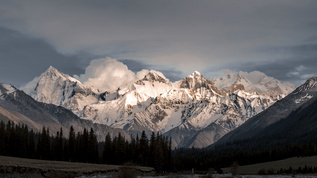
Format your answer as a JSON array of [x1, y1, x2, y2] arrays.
[[222, 155, 317, 175], [0, 155, 154, 177]]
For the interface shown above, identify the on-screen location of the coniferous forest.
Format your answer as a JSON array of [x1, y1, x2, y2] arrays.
[[1, 120, 317, 174], [0, 121, 171, 172], [172, 134, 317, 172]]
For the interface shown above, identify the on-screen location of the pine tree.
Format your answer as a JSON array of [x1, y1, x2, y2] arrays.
[[167, 137, 172, 171], [82, 128, 89, 162], [7, 121, 17, 156], [154, 132, 164, 172], [57, 128, 64, 160], [37, 127, 51, 160], [4, 121, 12, 154], [102, 132, 112, 164], [0, 121, 6, 154], [51, 130, 59, 160], [149, 132, 156, 167], [51, 128, 64, 161], [74, 131, 83, 162], [114, 133, 125, 165], [68, 126, 75, 161], [63, 139, 69, 161], [88, 128, 99, 163], [129, 136, 137, 163], [20, 124, 29, 158], [28, 129, 35, 158], [139, 131, 149, 166]]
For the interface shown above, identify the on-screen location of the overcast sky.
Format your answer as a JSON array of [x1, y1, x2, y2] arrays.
[[1, 0, 317, 88]]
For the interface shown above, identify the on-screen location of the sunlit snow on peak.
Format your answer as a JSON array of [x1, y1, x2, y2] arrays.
[[212, 71, 296, 96]]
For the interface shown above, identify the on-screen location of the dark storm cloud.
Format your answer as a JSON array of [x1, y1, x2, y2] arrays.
[[0, 26, 85, 87], [2, 0, 317, 73], [1, 0, 317, 86], [0, 24, 182, 88]]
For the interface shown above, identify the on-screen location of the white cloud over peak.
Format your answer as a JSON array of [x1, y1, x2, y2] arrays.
[[74, 57, 150, 91]]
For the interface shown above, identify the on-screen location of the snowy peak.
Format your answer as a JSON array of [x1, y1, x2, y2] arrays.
[[43, 66, 68, 80], [23, 66, 75, 95], [180, 71, 204, 86], [22, 66, 99, 113], [293, 77, 317, 93], [212, 71, 296, 96], [137, 70, 169, 84], [178, 71, 224, 95], [189, 71, 202, 78], [46, 65, 60, 74]]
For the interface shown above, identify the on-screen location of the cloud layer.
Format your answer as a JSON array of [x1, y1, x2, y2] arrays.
[[0, 1, 317, 87], [1, 0, 317, 75]]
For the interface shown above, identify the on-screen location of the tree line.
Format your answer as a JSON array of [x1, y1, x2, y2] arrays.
[[0, 121, 171, 172], [172, 134, 317, 171], [102, 131, 172, 172], [3, 119, 317, 173]]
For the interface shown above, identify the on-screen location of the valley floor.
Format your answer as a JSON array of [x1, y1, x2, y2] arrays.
[[222, 155, 317, 175], [1, 155, 317, 177], [0, 155, 154, 178]]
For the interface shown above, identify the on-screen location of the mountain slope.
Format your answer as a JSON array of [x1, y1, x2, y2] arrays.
[[215, 77, 317, 146], [22, 67, 296, 148], [0, 83, 129, 141], [257, 94, 317, 141], [181, 123, 227, 148]]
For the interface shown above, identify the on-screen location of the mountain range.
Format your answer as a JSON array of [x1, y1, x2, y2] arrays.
[[20, 66, 296, 148]]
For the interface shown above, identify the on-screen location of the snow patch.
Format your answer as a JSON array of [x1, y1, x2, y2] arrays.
[[295, 94, 313, 104], [2, 84, 16, 94]]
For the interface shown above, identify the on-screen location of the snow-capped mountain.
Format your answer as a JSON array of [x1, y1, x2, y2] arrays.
[[211, 71, 295, 99], [214, 77, 317, 147], [0, 83, 129, 141], [22, 66, 100, 115], [22, 67, 296, 148]]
